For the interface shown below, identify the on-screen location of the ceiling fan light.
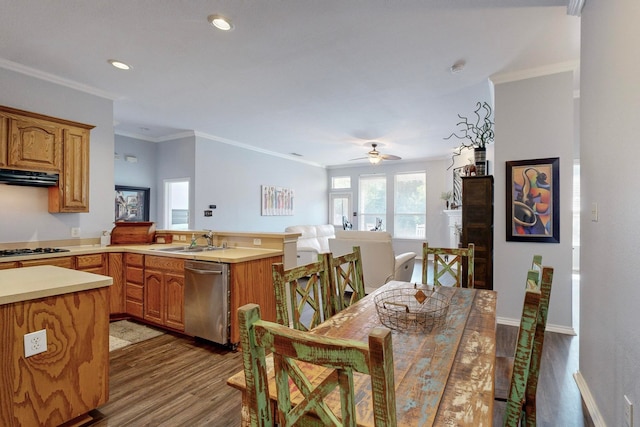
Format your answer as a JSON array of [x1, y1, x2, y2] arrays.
[[369, 156, 382, 165]]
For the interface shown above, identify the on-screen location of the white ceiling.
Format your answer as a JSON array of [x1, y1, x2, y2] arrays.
[[0, 1, 580, 167]]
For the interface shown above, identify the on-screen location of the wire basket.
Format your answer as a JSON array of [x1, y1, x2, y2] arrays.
[[374, 287, 449, 333]]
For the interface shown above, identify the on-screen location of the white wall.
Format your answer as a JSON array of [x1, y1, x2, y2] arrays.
[[115, 135, 158, 222], [493, 71, 575, 331], [193, 135, 327, 232], [0, 68, 114, 243], [580, 0, 640, 424]]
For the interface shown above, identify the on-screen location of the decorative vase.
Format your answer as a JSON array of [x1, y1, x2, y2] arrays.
[[473, 147, 486, 176]]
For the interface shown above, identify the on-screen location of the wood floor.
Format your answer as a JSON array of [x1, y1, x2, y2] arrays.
[[87, 321, 584, 427]]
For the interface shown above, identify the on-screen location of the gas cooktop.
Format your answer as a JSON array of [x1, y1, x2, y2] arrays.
[[0, 248, 70, 257]]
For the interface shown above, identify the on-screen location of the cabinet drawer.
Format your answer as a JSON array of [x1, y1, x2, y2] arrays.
[[20, 256, 74, 269], [145, 255, 184, 272], [126, 283, 143, 302], [126, 300, 143, 318], [124, 253, 144, 267], [76, 253, 105, 269], [126, 266, 144, 284]]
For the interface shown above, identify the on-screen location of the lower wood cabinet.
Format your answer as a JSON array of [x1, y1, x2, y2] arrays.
[[144, 255, 185, 331], [107, 253, 125, 314], [124, 253, 145, 318]]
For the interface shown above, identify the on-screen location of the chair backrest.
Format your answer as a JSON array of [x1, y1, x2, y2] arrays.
[[504, 286, 542, 427], [329, 231, 396, 293], [422, 242, 475, 288], [238, 303, 397, 427], [328, 246, 366, 314], [523, 265, 554, 425], [272, 254, 332, 331]]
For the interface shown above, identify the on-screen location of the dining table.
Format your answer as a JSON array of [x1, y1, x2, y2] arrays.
[[226, 280, 497, 426]]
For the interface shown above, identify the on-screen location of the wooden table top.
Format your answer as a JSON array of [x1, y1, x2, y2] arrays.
[[227, 281, 497, 426]]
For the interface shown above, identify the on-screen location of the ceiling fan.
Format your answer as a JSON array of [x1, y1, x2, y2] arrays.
[[350, 143, 402, 165]]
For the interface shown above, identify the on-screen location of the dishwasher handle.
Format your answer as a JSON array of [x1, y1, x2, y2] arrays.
[[186, 268, 223, 275]]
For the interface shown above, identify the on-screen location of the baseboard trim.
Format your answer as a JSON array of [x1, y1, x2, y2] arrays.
[[574, 371, 607, 427], [497, 316, 577, 335]]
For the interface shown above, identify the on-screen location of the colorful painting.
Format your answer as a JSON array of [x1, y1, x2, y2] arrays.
[[506, 158, 559, 243], [261, 185, 294, 216]]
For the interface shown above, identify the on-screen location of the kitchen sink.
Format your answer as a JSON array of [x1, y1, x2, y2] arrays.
[[152, 246, 227, 253]]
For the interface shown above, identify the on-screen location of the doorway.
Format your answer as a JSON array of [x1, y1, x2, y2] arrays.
[[164, 178, 190, 230]]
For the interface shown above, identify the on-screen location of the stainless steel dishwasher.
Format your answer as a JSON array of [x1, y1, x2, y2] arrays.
[[184, 260, 230, 346]]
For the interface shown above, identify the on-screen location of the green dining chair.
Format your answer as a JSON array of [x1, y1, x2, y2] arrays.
[[422, 242, 474, 288], [327, 246, 366, 314], [272, 254, 333, 331], [238, 303, 397, 427]]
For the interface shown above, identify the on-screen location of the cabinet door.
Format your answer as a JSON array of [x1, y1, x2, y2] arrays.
[[108, 253, 125, 314], [7, 116, 62, 172], [461, 176, 494, 290], [49, 126, 89, 213], [0, 114, 8, 167], [164, 272, 185, 331], [144, 269, 164, 325]]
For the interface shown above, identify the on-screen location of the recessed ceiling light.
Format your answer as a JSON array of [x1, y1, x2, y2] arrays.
[[108, 59, 131, 70], [208, 14, 233, 31]]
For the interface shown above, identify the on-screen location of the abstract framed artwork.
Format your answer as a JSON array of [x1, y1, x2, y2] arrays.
[[261, 185, 294, 216], [506, 157, 559, 243], [115, 185, 150, 222]]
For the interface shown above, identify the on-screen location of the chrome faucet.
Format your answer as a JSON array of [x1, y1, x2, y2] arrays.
[[189, 230, 215, 248]]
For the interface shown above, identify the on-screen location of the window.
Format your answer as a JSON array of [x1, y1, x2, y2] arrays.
[[164, 178, 190, 230], [359, 175, 386, 231], [394, 172, 426, 239], [332, 176, 351, 189]]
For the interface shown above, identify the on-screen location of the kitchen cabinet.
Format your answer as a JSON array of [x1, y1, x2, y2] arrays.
[[6, 114, 62, 172], [75, 253, 107, 274], [20, 256, 74, 269], [0, 105, 93, 213], [107, 253, 125, 314], [144, 255, 185, 331], [0, 261, 18, 270], [229, 255, 282, 344], [124, 253, 145, 318], [461, 175, 494, 290], [48, 125, 90, 212]]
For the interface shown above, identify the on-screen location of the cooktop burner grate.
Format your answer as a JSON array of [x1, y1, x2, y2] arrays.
[[0, 248, 70, 257]]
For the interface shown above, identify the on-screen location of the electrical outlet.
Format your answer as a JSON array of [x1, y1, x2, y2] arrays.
[[625, 395, 633, 427], [24, 329, 47, 357], [179, 235, 187, 241], [71, 227, 81, 237], [253, 238, 261, 246]]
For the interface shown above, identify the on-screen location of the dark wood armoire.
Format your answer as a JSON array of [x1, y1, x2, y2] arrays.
[[461, 175, 494, 290]]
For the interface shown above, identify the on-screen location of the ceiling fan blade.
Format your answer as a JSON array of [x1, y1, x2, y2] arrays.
[[380, 154, 401, 160], [349, 156, 369, 161]]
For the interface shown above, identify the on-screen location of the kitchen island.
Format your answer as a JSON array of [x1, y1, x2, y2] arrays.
[[0, 266, 112, 427]]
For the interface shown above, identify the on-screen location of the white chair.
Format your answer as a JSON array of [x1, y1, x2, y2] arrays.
[[329, 230, 416, 294]]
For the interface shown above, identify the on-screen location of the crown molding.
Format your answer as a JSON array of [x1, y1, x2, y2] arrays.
[[0, 58, 119, 100], [490, 60, 579, 85]]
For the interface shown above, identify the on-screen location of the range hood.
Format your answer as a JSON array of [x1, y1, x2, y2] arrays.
[[0, 169, 59, 187]]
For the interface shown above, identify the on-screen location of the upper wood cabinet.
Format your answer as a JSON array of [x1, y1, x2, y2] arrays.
[[8, 116, 62, 172], [0, 105, 94, 213], [48, 126, 90, 212]]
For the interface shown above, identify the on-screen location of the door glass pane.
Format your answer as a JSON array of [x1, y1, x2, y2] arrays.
[[330, 193, 351, 227]]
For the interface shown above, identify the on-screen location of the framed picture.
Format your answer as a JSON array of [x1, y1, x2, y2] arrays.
[[115, 185, 150, 222], [506, 157, 559, 243], [261, 185, 294, 216]]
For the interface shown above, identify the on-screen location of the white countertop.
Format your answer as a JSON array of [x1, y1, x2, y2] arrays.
[[0, 265, 113, 305]]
